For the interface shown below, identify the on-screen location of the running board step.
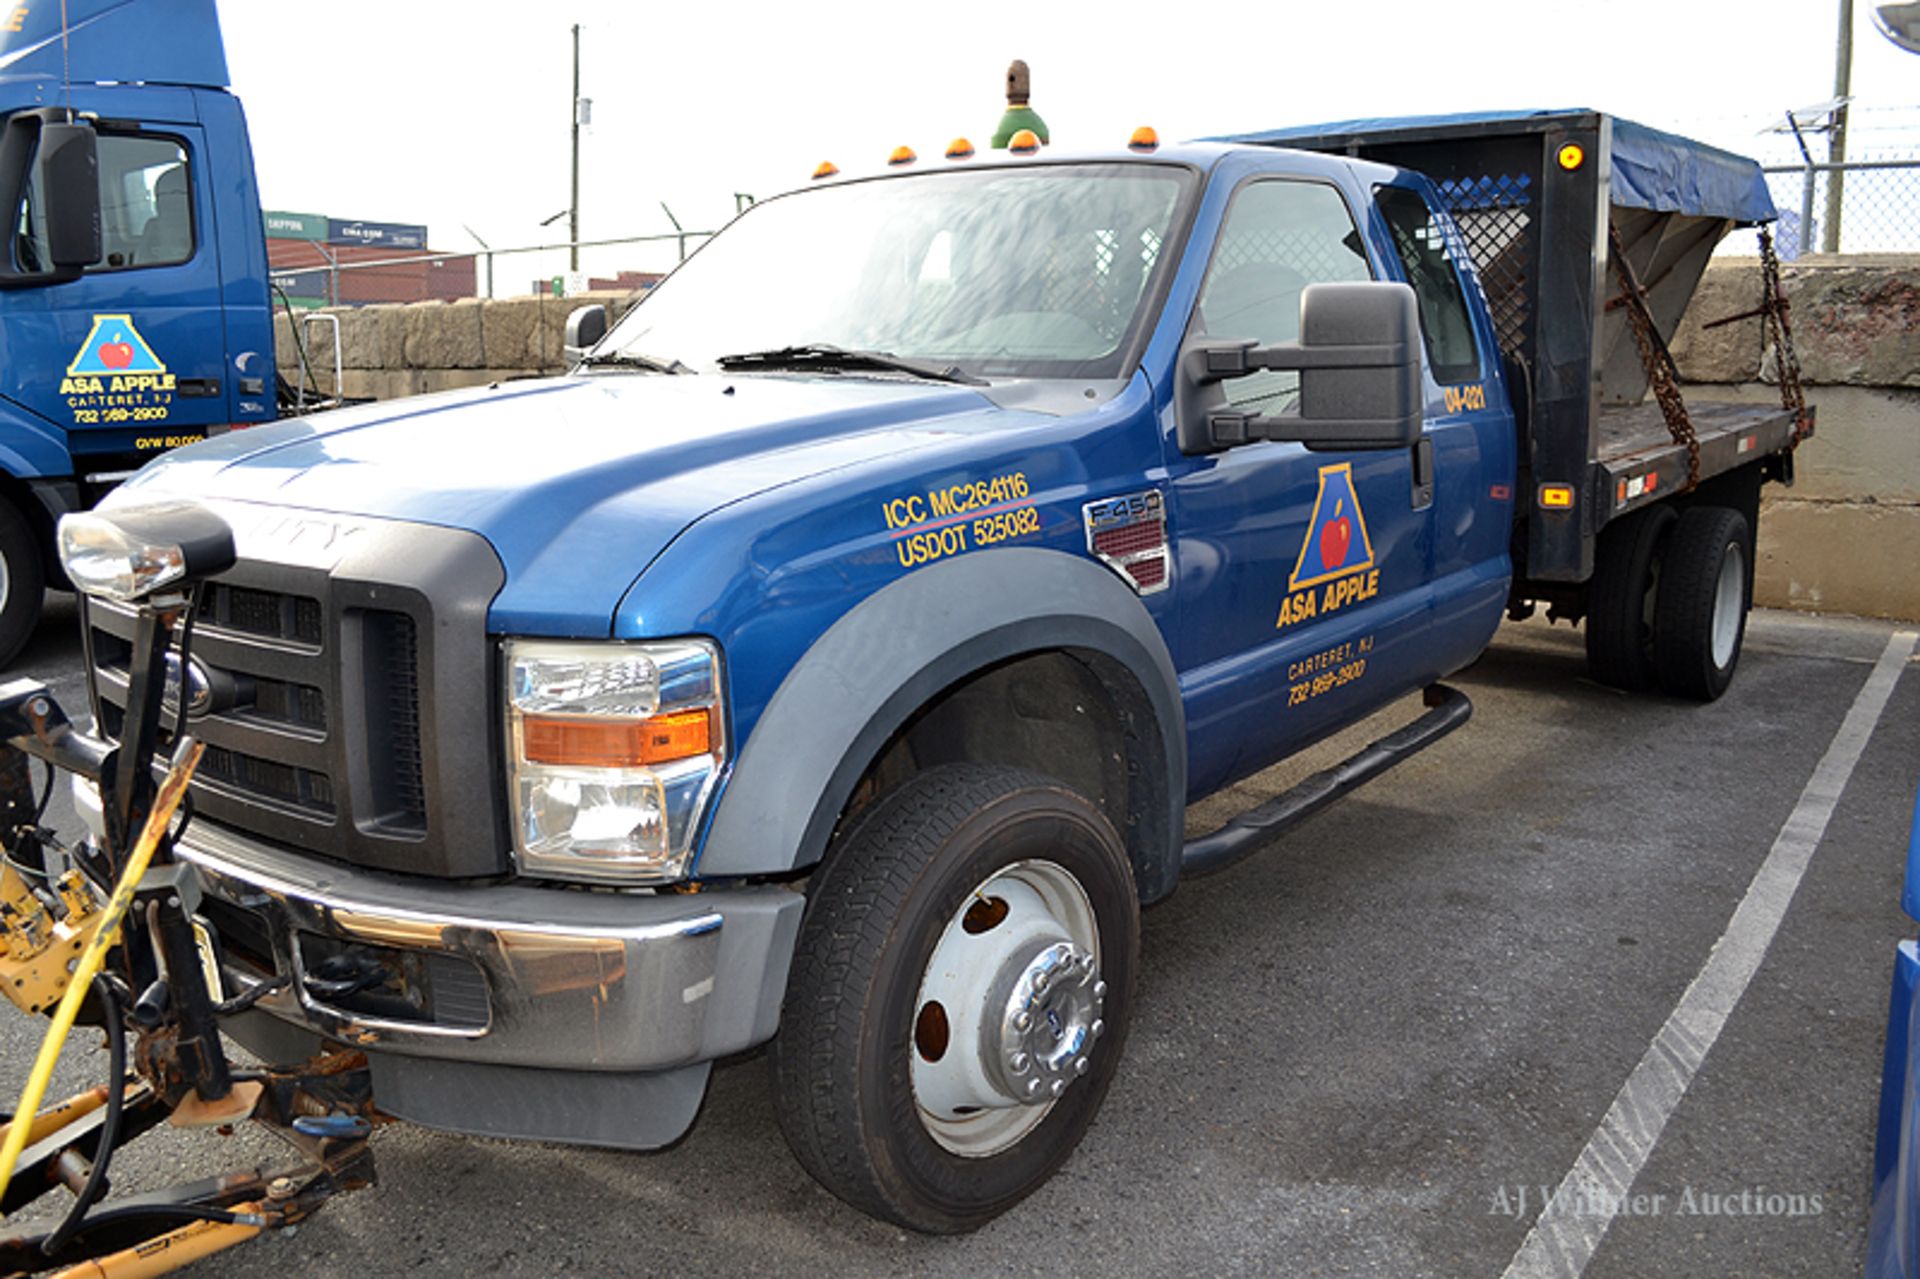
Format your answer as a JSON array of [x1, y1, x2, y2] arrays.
[[1181, 684, 1473, 879]]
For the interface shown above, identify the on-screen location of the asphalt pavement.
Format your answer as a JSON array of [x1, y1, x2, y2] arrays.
[[0, 604, 1913, 1277]]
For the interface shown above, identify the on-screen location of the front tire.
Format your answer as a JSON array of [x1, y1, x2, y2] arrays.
[[1653, 506, 1751, 701], [769, 764, 1139, 1233], [0, 501, 45, 671]]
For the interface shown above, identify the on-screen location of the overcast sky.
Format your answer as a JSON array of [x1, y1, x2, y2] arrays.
[[219, 0, 1917, 285]]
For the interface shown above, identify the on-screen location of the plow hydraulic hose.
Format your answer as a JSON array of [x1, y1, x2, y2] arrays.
[[0, 739, 204, 1209]]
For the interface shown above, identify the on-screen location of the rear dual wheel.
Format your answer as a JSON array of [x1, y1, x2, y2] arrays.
[[770, 764, 1138, 1233], [1585, 504, 1676, 692], [1653, 506, 1752, 702], [1584, 503, 1752, 702]]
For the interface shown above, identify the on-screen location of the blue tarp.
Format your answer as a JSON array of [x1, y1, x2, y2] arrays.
[[1217, 108, 1777, 225]]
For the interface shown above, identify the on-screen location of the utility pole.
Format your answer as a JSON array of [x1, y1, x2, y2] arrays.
[[570, 23, 582, 271], [1822, 0, 1854, 253]]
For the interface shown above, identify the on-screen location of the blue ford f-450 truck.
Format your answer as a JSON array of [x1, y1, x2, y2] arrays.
[[0, 0, 278, 665], [60, 111, 1809, 1231]]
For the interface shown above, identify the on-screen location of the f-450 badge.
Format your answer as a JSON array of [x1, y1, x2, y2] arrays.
[[1276, 463, 1379, 629]]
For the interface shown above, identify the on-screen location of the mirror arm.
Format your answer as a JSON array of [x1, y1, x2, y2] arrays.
[[1206, 338, 1412, 377], [1205, 409, 1417, 450]]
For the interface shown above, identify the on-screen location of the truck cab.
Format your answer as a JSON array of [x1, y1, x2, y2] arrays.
[[63, 114, 1794, 1234], [0, 0, 275, 662]]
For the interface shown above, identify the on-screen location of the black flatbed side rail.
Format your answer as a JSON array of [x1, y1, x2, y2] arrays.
[[1595, 400, 1808, 526]]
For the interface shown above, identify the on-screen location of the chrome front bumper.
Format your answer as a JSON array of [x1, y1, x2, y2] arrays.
[[78, 780, 803, 1073]]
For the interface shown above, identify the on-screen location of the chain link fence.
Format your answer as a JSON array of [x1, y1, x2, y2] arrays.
[[269, 230, 718, 310], [1760, 158, 1920, 257]]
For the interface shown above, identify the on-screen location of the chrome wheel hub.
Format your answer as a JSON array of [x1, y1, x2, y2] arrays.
[[910, 859, 1102, 1158], [987, 940, 1104, 1102]]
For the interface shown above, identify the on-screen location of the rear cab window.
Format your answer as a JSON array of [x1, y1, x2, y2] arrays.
[[1373, 185, 1483, 387]]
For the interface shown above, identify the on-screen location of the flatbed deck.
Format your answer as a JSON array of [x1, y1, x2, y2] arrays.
[[1597, 400, 1805, 523]]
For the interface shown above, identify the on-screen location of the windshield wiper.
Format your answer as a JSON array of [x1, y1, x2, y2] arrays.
[[714, 343, 985, 386], [578, 350, 689, 374]]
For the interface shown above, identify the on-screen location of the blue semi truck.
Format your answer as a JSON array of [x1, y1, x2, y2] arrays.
[[0, 0, 277, 665], [40, 109, 1808, 1232]]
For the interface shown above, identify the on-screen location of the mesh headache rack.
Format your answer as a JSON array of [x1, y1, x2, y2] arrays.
[[1217, 109, 1806, 585]]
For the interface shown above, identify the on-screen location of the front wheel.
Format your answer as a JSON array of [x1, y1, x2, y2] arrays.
[[0, 501, 45, 671], [770, 764, 1139, 1233]]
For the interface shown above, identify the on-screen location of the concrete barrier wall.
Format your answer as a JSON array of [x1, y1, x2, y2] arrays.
[[272, 291, 641, 401], [1671, 256, 1919, 620], [274, 256, 1920, 620]]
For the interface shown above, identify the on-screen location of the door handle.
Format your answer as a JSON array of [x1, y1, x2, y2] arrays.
[[1411, 437, 1434, 511], [176, 378, 221, 398]]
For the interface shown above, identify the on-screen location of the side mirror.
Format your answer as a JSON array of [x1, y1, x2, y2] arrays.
[[38, 122, 102, 269], [0, 111, 100, 289], [1178, 281, 1423, 455], [563, 304, 608, 364]]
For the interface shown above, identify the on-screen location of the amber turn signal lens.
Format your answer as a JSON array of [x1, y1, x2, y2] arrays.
[[1538, 484, 1575, 510], [522, 709, 713, 768]]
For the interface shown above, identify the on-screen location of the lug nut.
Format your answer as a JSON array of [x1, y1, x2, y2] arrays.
[[1033, 971, 1049, 992], [1010, 1051, 1030, 1073], [1075, 1057, 1090, 1076], [1026, 1079, 1041, 1097], [1091, 1019, 1105, 1039], [1050, 1079, 1066, 1098], [1093, 980, 1107, 999], [1015, 1011, 1031, 1031]]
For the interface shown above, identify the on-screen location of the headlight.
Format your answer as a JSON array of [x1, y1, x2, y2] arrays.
[[504, 638, 723, 884]]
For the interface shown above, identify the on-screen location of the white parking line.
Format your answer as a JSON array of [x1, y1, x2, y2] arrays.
[[1502, 628, 1920, 1279]]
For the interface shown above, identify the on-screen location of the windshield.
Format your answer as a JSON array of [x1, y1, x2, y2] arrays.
[[598, 162, 1194, 381]]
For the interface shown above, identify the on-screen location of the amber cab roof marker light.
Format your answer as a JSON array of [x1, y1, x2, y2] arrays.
[[1128, 126, 1160, 153], [1007, 128, 1041, 156], [888, 145, 917, 167], [811, 160, 839, 180], [946, 137, 976, 160]]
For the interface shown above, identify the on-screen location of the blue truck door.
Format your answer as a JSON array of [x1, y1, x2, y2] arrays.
[[1167, 175, 1436, 797], [3, 117, 228, 484]]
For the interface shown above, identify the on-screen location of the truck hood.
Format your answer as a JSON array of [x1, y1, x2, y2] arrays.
[[115, 373, 1031, 634]]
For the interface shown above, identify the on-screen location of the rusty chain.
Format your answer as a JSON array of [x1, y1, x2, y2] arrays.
[[1608, 222, 1700, 491], [1757, 227, 1813, 446]]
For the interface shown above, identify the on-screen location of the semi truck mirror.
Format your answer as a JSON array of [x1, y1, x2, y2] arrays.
[[564, 304, 609, 364], [0, 111, 100, 289], [1178, 281, 1423, 454], [38, 121, 102, 270]]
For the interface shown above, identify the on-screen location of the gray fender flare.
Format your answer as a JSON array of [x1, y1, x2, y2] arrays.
[[697, 547, 1186, 901]]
